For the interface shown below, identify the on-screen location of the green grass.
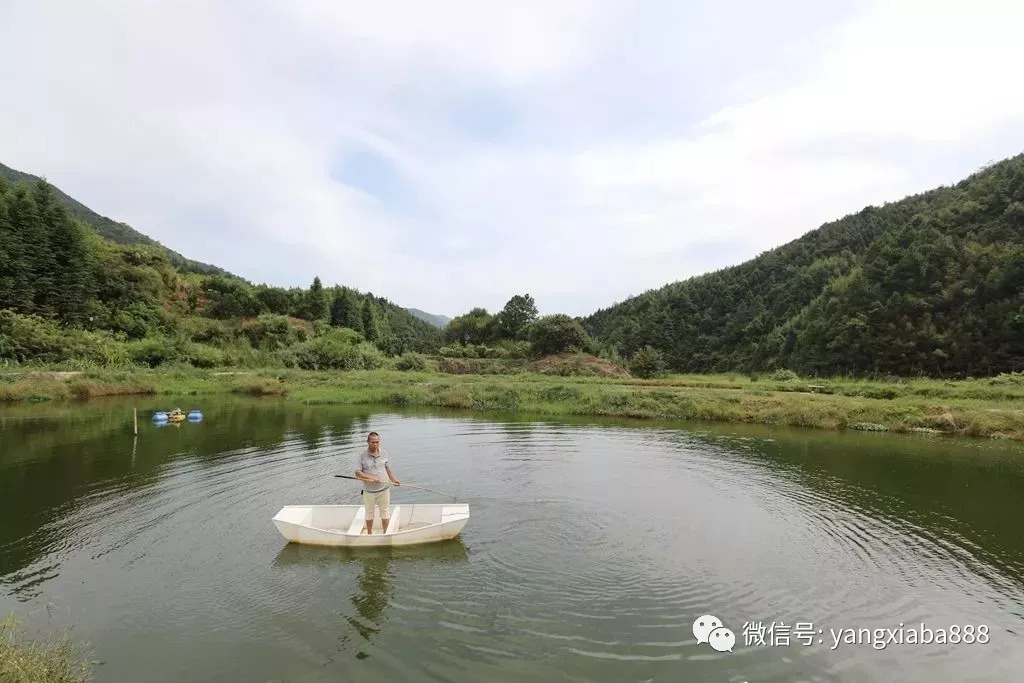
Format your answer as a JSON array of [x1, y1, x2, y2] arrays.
[[0, 615, 93, 683], [2, 367, 1024, 441]]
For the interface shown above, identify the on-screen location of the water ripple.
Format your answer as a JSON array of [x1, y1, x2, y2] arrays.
[[3, 412, 1024, 682]]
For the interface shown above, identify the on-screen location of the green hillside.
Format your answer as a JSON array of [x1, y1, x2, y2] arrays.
[[583, 154, 1024, 378], [0, 161, 226, 276], [5, 153, 1024, 379], [0, 173, 442, 369]]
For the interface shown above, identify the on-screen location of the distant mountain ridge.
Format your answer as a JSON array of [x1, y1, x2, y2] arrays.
[[0, 161, 227, 276], [405, 308, 451, 328]]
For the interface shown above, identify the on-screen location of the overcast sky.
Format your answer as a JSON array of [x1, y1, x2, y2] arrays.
[[2, 0, 1023, 318]]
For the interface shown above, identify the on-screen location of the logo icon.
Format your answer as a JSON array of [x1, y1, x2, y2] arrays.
[[693, 614, 736, 653]]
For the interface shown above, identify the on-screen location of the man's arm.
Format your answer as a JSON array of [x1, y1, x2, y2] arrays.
[[354, 469, 379, 483], [385, 463, 400, 486]]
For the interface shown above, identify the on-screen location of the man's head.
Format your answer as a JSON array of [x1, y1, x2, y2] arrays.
[[367, 431, 380, 454]]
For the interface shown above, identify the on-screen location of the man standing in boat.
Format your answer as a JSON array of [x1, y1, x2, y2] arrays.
[[354, 431, 401, 534]]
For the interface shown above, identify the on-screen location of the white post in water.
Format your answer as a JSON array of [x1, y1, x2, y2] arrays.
[[133, 408, 138, 435]]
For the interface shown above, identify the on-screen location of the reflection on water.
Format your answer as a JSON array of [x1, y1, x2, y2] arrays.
[[272, 538, 471, 568], [273, 539, 470, 660], [1, 397, 1024, 682], [348, 554, 390, 655]]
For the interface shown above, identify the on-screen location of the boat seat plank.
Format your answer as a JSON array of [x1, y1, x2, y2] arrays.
[[347, 506, 367, 535], [386, 506, 401, 534]]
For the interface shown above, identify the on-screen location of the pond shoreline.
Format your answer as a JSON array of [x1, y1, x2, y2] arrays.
[[2, 368, 1023, 441], [0, 615, 93, 682]]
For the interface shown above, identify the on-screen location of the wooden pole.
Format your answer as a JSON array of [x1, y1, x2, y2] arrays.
[[133, 408, 138, 435]]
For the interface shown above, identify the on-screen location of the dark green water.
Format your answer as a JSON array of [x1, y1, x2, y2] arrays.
[[2, 396, 1023, 682]]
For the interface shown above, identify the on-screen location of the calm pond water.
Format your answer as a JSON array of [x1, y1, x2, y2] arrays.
[[2, 396, 1023, 682]]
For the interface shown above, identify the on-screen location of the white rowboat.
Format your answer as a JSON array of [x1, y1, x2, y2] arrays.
[[272, 503, 470, 547]]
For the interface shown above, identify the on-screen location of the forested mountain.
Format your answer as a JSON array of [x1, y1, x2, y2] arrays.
[[0, 173, 442, 367], [405, 308, 451, 328], [0, 161, 226, 276], [584, 154, 1024, 378], [6, 153, 1024, 378]]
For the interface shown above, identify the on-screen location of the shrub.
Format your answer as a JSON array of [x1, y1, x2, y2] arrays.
[[394, 351, 429, 371], [233, 380, 288, 396], [186, 343, 225, 369], [437, 344, 460, 358], [989, 371, 1024, 385], [438, 343, 478, 358], [184, 318, 236, 345], [290, 329, 385, 371], [494, 339, 532, 359], [858, 386, 901, 400], [629, 345, 666, 379], [438, 342, 520, 359], [597, 345, 624, 365], [87, 336, 133, 367], [357, 343, 387, 370], [436, 358, 519, 375], [0, 310, 130, 366], [769, 368, 800, 381], [275, 347, 299, 369], [104, 301, 164, 340], [241, 314, 313, 350], [127, 338, 182, 368], [291, 336, 360, 370], [436, 358, 473, 374]]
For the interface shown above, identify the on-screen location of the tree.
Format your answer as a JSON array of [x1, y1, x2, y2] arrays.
[[499, 293, 538, 339], [1, 187, 43, 314], [255, 286, 292, 315], [445, 307, 494, 345], [44, 202, 95, 323], [201, 276, 261, 319], [330, 293, 349, 328], [361, 298, 381, 343], [28, 182, 61, 314], [0, 188, 27, 312], [306, 276, 327, 321], [528, 314, 589, 356], [345, 290, 364, 332]]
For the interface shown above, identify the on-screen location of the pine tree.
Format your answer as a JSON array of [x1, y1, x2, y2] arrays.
[[329, 293, 348, 327], [329, 288, 364, 333], [361, 297, 380, 343], [2, 187, 43, 314], [46, 205, 95, 323], [28, 182, 62, 314], [0, 187, 15, 311], [306, 276, 327, 321]]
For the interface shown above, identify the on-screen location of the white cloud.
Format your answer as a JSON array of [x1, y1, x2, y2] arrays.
[[551, 0, 1024, 303], [707, 0, 1024, 145], [274, 0, 616, 86], [0, 0, 1022, 318]]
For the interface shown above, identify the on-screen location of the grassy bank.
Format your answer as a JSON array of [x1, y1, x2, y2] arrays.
[[2, 365, 1024, 441], [0, 616, 93, 683]]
